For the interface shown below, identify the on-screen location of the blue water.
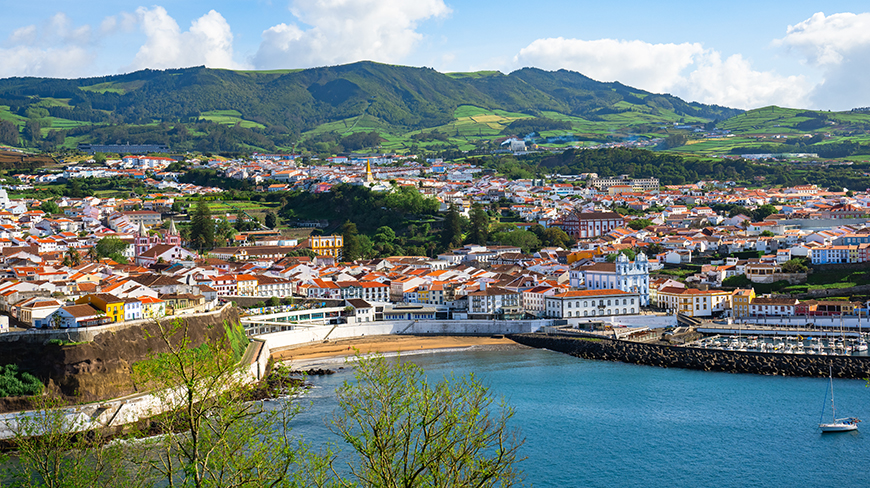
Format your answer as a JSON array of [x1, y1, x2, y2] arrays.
[[284, 348, 870, 487]]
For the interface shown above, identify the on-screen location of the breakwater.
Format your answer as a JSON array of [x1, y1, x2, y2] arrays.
[[508, 333, 870, 378]]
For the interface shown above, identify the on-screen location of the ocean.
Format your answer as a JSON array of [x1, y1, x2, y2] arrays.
[[284, 346, 870, 487]]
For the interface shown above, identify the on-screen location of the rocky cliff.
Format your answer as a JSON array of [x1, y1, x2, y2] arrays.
[[0, 306, 242, 411]]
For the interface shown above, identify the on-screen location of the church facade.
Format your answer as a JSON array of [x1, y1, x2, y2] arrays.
[[570, 252, 650, 306]]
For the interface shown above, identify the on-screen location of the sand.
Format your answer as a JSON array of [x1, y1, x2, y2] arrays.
[[272, 334, 519, 369]]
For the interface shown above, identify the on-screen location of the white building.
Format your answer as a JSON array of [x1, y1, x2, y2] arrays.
[[571, 252, 650, 306], [544, 289, 641, 319]]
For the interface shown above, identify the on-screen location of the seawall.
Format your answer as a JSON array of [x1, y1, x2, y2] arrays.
[[508, 333, 870, 379]]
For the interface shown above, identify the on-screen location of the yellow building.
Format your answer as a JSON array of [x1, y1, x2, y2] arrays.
[[308, 234, 344, 259], [76, 293, 125, 323], [731, 288, 756, 318]]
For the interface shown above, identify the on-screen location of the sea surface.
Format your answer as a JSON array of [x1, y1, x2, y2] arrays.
[[282, 347, 870, 488]]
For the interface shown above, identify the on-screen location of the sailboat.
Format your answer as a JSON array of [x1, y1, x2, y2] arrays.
[[819, 366, 860, 433]]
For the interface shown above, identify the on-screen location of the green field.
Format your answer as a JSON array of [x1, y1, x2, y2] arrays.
[[78, 80, 146, 95], [199, 110, 266, 129]]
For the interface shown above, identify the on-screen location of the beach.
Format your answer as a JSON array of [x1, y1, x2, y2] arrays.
[[272, 334, 520, 368]]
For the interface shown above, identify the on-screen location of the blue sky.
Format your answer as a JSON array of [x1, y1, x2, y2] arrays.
[[3, 0, 870, 111]]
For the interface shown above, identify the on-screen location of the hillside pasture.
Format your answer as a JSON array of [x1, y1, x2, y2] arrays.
[[199, 110, 266, 129]]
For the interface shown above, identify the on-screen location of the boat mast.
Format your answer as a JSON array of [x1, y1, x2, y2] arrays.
[[829, 365, 836, 423]]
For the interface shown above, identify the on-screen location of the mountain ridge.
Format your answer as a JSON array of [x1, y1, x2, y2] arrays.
[[0, 61, 743, 152]]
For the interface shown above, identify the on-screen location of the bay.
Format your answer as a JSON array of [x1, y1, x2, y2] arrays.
[[284, 347, 870, 487]]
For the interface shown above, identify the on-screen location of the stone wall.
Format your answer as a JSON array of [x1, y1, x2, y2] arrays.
[[508, 333, 870, 379], [0, 306, 242, 410]]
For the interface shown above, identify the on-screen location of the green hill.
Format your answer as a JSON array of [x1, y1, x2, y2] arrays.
[[0, 62, 746, 154]]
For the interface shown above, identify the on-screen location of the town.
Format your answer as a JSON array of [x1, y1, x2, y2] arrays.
[[1, 145, 868, 339]]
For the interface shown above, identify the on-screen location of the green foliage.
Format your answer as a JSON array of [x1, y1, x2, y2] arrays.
[[265, 211, 277, 229], [468, 203, 489, 245], [222, 320, 250, 362], [0, 120, 19, 146], [503, 117, 571, 135], [605, 249, 637, 262], [759, 230, 775, 237], [190, 199, 215, 250], [280, 184, 438, 234], [441, 205, 463, 249], [39, 199, 61, 215], [627, 219, 653, 230], [722, 274, 752, 287], [754, 204, 777, 221], [0, 364, 43, 397], [491, 229, 541, 253], [332, 354, 524, 487], [342, 220, 362, 261], [94, 236, 128, 259]]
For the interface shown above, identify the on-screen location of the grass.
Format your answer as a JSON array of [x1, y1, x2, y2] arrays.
[[445, 71, 502, 80], [199, 110, 265, 129], [78, 80, 146, 95]]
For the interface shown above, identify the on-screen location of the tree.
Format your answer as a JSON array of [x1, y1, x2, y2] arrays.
[[605, 249, 636, 262], [39, 199, 61, 215], [3, 396, 144, 488], [266, 296, 281, 307], [374, 225, 396, 244], [171, 200, 184, 213], [331, 354, 524, 487], [468, 204, 489, 245], [627, 219, 653, 231], [781, 258, 808, 274], [491, 229, 541, 253], [538, 226, 573, 249], [190, 200, 215, 251], [214, 217, 236, 247], [265, 211, 277, 229], [64, 248, 82, 267], [93, 153, 107, 165], [94, 237, 129, 260], [342, 221, 362, 261], [23, 119, 41, 145], [759, 230, 775, 237], [753, 204, 777, 221], [441, 205, 463, 249], [129, 317, 320, 487]]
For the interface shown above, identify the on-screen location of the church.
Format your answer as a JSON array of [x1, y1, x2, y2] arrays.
[[134, 219, 182, 256], [569, 252, 650, 306]]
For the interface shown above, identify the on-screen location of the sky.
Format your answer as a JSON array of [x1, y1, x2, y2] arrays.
[[3, 0, 870, 111]]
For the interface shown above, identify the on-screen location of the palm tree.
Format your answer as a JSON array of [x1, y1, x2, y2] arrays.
[[66, 248, 82, 267], [86, 246, 98, 262]]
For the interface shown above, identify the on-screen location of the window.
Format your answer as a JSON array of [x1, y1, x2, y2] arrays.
[[607, 299, 611, 306]]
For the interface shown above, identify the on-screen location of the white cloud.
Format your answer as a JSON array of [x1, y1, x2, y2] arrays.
[[515, 37, 704, 93], [676, 52, 810, 109], [253, 0, 451, 69], [128, 7, 245, 71], [776, 12, 870, 66], [100, 12, 137, 35], [775, 12, 870, 110], [0, 13, 95, 78], [0, 45, 95, 78], [514, 37, 811, 109]]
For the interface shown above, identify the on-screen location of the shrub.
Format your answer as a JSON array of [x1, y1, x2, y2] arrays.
[[0, 364, 44, 397]]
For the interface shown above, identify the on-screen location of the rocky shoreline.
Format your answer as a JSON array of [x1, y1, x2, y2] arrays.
[[508, 333, 870, 379]]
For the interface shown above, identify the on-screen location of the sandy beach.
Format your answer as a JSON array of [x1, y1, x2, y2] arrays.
[[272, 334, 520, 369]]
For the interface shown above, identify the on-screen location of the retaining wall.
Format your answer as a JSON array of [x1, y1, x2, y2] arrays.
[[258, 319, 550, 353], [508, 333, 870, 379]]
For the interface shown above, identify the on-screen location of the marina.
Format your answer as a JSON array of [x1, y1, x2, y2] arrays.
[[688, 333, 870, 356]]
